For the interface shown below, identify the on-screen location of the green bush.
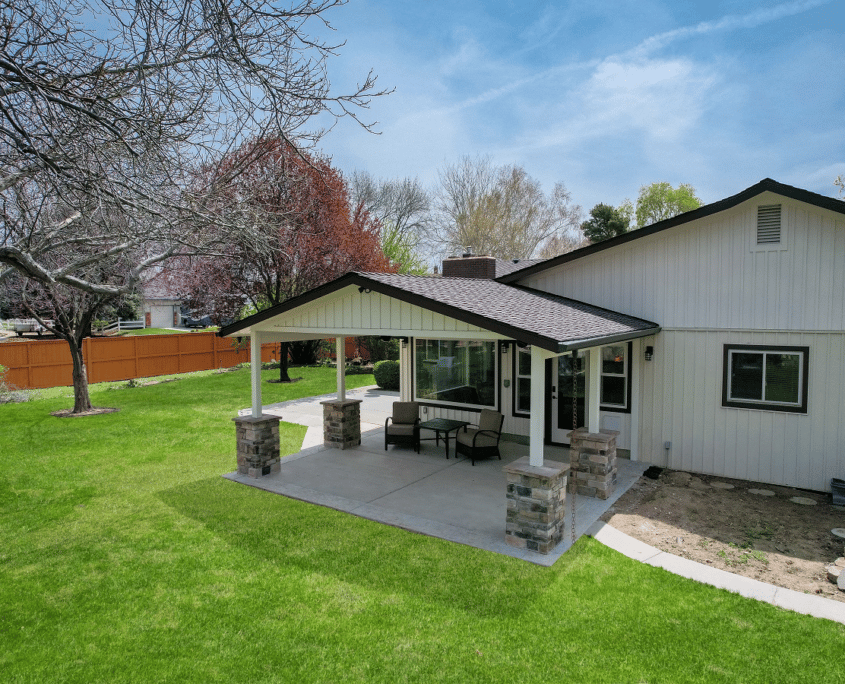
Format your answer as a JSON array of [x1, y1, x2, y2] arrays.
[[373, 360, 400, 391]]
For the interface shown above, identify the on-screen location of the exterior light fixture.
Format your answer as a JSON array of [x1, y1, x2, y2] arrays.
[[645, 346, 654, 361]]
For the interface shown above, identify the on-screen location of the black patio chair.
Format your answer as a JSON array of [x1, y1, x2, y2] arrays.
[[385, 401, 420, 453], [455, 409, 504, 465]]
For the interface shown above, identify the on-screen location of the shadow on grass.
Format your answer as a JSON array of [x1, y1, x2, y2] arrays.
[[157, 476, 552, 619]]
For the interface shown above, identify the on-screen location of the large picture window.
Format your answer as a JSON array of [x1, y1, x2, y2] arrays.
[[722, 345, 808, 413], [415, 339, 497, 408]]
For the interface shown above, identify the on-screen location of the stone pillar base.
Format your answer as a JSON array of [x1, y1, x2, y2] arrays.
[[233, 414, 281, 478], [321, 399, 362, 449], [504, 456, 568, 554], [568, 428, 618, 500]]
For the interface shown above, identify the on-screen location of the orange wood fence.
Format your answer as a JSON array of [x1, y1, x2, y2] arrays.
[[0, 332, 284, 390]]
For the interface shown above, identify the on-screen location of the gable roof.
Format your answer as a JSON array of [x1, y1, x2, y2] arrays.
[[219, 271, 660, 353], [498, 178, 845, 284]]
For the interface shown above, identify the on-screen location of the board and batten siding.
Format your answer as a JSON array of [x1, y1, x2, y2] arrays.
[[517, 193, 845, 491], [255, 287, 497, 340], [520, 194, 845, 332]]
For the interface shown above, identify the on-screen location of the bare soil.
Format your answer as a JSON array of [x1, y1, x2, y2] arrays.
[[601, 469, 845, 602]]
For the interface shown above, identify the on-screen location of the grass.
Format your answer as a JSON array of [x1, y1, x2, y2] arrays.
[[1, 368, 844, 683]]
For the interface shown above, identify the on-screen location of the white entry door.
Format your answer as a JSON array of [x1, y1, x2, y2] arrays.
[[550, 351, 588, 444]]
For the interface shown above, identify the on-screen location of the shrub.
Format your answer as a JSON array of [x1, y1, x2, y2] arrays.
[[373, 359, 400, 391]]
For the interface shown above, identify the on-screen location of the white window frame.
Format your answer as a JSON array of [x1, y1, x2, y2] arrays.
[[513, 346, 532, 416], [600, 343, 629, 411]]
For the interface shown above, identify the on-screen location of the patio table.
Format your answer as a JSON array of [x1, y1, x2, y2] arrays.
[[418, 418, 470, 459]]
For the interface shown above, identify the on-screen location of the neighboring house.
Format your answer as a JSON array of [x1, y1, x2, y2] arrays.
[[221, 179, 845, 492], [140, 278, 183, 329]]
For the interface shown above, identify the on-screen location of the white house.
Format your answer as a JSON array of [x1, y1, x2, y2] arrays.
[[221, 179, 845, 493]]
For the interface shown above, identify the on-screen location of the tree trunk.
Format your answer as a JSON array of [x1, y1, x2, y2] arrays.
[[278, 342, 291, 382], [68, 338, 93, 413]]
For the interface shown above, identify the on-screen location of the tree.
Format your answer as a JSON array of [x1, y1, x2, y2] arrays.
[[0, 0, 388, 412], [580, 203, 631, 243], [635, 182, 702, 228], [172, 137, 396, 381], [835, 175, 844, 196], [430, 156, 581, 261], [350, 171, 431, 274]]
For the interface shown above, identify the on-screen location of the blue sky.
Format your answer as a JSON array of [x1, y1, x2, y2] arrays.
[[317, 0, 845, 211]]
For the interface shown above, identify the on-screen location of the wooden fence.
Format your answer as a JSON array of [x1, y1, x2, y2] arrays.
[[0, 332, 283, 390]]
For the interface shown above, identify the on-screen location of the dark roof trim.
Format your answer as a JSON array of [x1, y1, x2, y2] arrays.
[[499, 178, 845, 283], [219, 272, 661, 353]]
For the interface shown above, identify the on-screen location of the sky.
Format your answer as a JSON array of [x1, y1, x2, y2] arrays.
[[313, 0, 845, 212]]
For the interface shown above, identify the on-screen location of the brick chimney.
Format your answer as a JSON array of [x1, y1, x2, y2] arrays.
[[441, 251, 497, 279]]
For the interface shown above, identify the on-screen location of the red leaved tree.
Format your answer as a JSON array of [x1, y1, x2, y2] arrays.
[[171, 137, 396, 380]]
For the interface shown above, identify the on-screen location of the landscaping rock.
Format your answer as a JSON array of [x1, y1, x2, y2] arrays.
[[711, 481, 735, 490], [831, 528, 845, 539], [838, 572, 845, 592], [828, 565, 841, 583], [748, 488, 776, 497], [688, 477, 709, 491], [789, 497, 817, 506]]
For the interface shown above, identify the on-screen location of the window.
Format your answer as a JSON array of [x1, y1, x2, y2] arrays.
[[722, 345, 808, 413], [414, 339, 497, 408], [514, 346, 532, 414], [600, 344, 630, 411]]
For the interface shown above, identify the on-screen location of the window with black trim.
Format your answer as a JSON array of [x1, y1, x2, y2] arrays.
[[722, 345, 808, 413], [514, 346, 531, 415], [414, 339, 497, 408], [600, 343, 631, 412]]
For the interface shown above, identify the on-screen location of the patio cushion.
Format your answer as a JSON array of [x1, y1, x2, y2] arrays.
[[387, 424, 416, 437], [457, 428, 498, 449], [392, 402, 419, 425], [478, 409, 503, 432]]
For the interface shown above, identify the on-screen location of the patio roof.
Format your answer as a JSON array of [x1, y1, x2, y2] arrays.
[[219, 271, 660, 353]]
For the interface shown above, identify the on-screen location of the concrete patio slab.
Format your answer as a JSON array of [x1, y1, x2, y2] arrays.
[[226, 386, 647, 565]]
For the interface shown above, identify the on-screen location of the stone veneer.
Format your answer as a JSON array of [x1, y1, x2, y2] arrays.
[[233, 414, 280, 478], [567, 428, 618, 500], [321, 398, 362, 449], [503, 456, 568, 554]]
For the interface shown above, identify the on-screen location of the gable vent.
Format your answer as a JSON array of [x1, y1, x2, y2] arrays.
[[756, 204, 782, 244]]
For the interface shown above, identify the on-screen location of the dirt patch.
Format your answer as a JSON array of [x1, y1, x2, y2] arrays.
[[51, 407, 120, 418], [602, 469, 845, 602]]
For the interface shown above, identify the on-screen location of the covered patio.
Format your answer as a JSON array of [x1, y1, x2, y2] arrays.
[[224, 387, 648, 565]]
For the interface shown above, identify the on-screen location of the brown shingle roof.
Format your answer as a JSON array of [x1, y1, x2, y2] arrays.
[[220, 272, 660, 352]]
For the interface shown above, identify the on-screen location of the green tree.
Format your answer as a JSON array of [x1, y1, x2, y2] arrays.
[[580, 203, 631, 243], [635, 182, 702, 227], [380, 223, 429, 275]]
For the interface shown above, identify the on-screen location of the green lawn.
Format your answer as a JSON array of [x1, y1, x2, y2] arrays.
[[1, 368, 843, 683]]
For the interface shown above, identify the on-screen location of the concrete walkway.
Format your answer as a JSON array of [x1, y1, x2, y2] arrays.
[[227, 386, 845, 624]]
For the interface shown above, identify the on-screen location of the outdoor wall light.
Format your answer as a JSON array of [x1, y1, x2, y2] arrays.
[[357, 286, 372, 294], [500, 341, 509, 353], [645, 346, 654, 361]]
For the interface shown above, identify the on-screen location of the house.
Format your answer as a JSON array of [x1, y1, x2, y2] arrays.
[[139, 278, 183, 329], [220, 178, 845, 494]]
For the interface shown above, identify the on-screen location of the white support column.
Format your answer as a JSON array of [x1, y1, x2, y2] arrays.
[[336, 336, 346, 401], [251, 331, 262, 418], [629, 338, 641, 461], [529, 345, 549, 467], [588, 345, 601, 433], [399, 339, 411, 401]]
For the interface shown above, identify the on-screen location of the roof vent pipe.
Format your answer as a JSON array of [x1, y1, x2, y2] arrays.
[[463, 245, 474, 257]]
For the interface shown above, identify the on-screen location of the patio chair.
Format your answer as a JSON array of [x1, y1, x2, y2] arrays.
[[455, 409, 504, 465], [385, 402, 421, 453]]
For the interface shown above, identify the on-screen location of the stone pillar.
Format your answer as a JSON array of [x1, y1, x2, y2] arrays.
[[321, 398, 362, 449], [568, 428, 618, 500], [233, 414, 280, 478], [504, 456, 568, 554]]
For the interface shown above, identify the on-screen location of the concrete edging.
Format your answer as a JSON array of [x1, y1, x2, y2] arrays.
[[587, 521, 845, 625]]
